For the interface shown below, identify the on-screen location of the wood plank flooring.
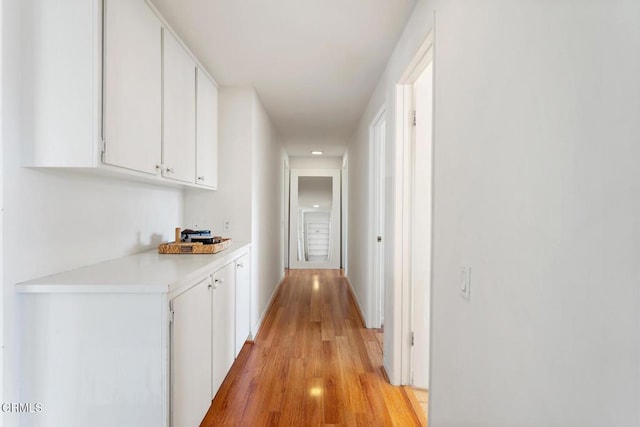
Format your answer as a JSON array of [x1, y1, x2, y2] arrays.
[[408, 388, 428, 426], [200, 269, 425, 426]]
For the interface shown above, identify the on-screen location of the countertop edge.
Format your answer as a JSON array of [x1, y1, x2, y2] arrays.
[[15, 243, 251, 294], [167, 244, 251, 298]]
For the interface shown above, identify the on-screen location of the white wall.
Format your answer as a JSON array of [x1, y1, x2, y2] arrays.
[[348, 0, 640, 425], [3, 0, 183, 422], [184, 87, 253, 241], [345, 119, 372, 325], [250, 92, 287, 335], [430, 1, 640, 425], [346, 0, 435, 379], [184, 88, 286, 338]]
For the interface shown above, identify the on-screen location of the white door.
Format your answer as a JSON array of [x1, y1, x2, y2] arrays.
[[211, 262, 236, 397], [371, 108, 386, 328], [234, 253, 251, 357], [196, 69, 218, 188], [103, 0, 161, 174], [171, 277, 213, 427], [410, 61, 433, 389], [162, 29, 196, 183]]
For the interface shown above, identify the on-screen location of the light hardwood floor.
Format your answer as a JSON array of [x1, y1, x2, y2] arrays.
[[201, 269, 426, 426], [409, 388, 428, 425]]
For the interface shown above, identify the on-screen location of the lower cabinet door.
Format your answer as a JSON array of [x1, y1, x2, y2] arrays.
[[211, 262, 236, 397], [234, 253, 251, 356], [171, 277, 212, 427]]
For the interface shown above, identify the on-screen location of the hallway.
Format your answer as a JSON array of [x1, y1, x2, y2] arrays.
[[201, 270, 426, 426]]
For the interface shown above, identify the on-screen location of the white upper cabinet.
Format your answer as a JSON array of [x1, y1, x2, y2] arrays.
[[162, 30, 197, 183], [103, 0, 162, 175], [21, 0, 101, 167], [22, 0, 218, 190], [196, 69, 219, 189]]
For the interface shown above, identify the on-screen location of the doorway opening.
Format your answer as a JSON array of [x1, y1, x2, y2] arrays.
[[283, 159, 290, 271], [288, 169, 341, 270], [393, 31, 433, 396], [409, 60, 433, 390], [341, 157, 348, 273]]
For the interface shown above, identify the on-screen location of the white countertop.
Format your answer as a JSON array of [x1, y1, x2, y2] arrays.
[[16, 242, 251, 294]]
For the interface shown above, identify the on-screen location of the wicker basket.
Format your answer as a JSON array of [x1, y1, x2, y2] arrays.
[[158, 237, 231, 254]]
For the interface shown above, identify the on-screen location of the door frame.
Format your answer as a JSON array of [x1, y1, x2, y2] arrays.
[[341, 156, 348, 273], [283, 158, 290, 271], [288, 168, 341, 270], [369, 106, 386, 328], [409, 61, 434, 388], [0, 0, 4, 405], [392, 30, 434, 386]]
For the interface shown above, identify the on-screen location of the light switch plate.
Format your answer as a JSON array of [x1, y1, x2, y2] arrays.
[[460, 266, 471, 300]]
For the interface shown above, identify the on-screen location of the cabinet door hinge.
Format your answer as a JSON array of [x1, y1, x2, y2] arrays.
[[169, 301, 175, 323], [411, 331, 415, 346], [412, 110, 417, 127], [101, 139, 106, 160]]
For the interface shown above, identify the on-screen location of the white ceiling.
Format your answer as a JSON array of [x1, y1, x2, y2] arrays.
[[149, 0, 416, 156]]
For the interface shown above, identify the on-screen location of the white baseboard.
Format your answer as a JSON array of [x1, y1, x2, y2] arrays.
[[383, 356, 398, 386], [343, 275, 368, 327], [250, 273, 286, 339]]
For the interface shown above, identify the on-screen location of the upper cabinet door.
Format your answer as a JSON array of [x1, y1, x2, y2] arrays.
[[196, 70, 219, 189], [162, 30, 197, 184], [103, 0, 162, 175]]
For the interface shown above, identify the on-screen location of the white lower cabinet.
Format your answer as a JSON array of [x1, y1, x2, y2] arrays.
[[170, 254, 248, 425], [234, 253, 251, 356], [211, 262, 236, 397], [17, 244, 251, 427], [19, 293, 168, 427], [171, 276, 212, 427]]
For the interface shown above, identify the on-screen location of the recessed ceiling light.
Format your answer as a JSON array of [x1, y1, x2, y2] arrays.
[[313, 204, 320, 208], [311, 151, 323, 155]]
